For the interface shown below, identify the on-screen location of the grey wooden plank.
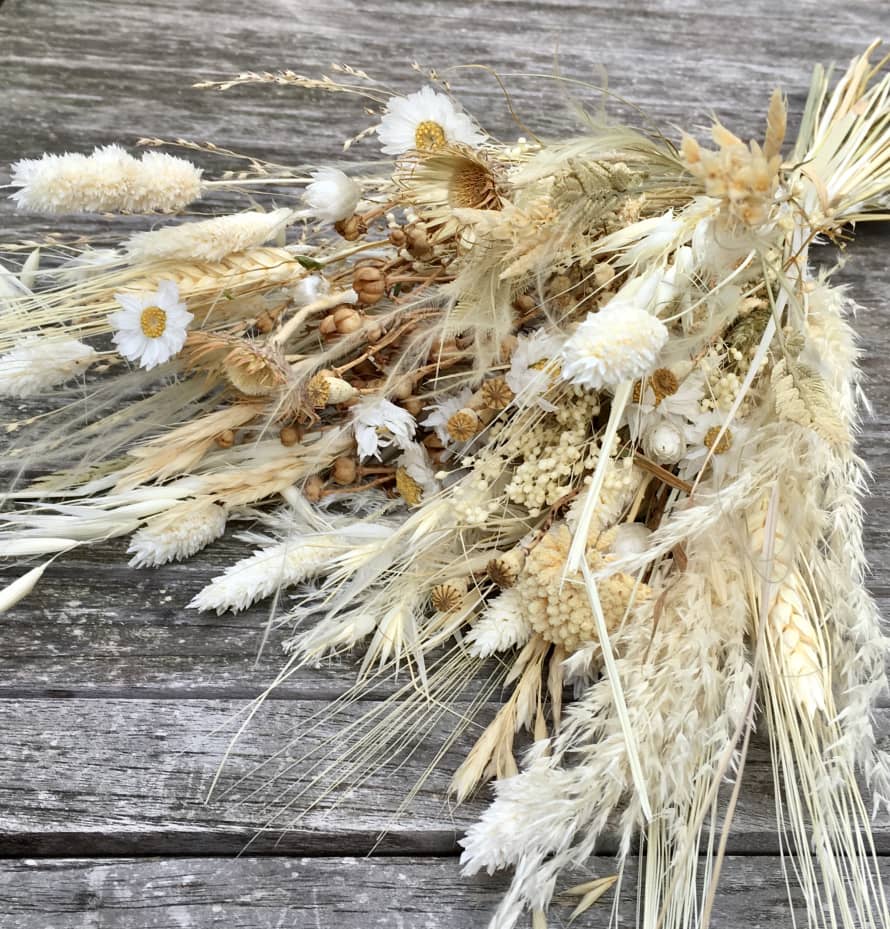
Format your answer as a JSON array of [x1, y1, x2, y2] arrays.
[[2, 855, 888, 929], [1, 697, 888, 857]]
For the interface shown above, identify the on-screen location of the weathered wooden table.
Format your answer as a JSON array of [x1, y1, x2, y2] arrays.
[[2, 1, 890, 926]]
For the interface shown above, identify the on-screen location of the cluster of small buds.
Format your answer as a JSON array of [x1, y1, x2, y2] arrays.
[[504, 391, 600, 516], [452, 474, 499, 526], [319, 304, 363, 339], [386, 208, 449, 268]]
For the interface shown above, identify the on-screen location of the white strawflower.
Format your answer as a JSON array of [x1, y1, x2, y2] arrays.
[[189, 536, 343, 614], [0, 336, 97, 398], [351, 395, 416, 460], [124, 208, 293, 263], [465, 589, 531, 658], [302, 168, 362, 223], [560, 302, 668, 391], [643, 420, 686, 463], [10, 145, 203, 215], [610, 522, 652, 558], [376, 86, 485, 156], [127, 500, 227, 568], [421, 387, 474, 446], [109, 280, 193, 370]]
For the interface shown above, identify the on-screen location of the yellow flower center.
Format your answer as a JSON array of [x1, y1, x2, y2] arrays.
[[704, 425, 733, 454], [140, 306, 167, 339], [414, 120, 447, 150]]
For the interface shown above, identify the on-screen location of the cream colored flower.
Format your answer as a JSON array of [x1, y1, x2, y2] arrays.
[[110, 280, 192, 370], [376, 87, 484, 155], [302, 168, 362, 223], [561, 302, 668, 391], [351, 395, 416, 460]]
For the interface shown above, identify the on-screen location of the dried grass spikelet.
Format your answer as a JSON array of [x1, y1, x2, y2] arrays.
[[771, 357, 847, 447], [395, 465, 424, 505], [120, 247, 306, 311], [479, 376, 514, 410], [446, 407, 481, 441], [430, 577, 468, 614], [395, 145, 502, 242], [747, 497, 827, 718], [487, 548, 526, 589], [307, 371, 357, 408], [516, 523, 650, 653]]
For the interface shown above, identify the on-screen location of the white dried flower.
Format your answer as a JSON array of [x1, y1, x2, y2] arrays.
[[10, 145, 202, 214], [643, 420, 686, 463], [124, 208, 293, 263], [127, 500, 227, 568], [505, 331, 563, 410], [189, 535, 343, 614], [0, 336, 97, 398], [610, 522, 652, 558], [561, 301, 668, 391], [292, 273, 331, 306], [397, 442, 440, 498], [302, 168, 362, 223], [109, 280, 193, 370], [465, 588, 531, 658], [351, 395, 416, 460], [421, 387, 474, 446], [376, 86, 485, 155]]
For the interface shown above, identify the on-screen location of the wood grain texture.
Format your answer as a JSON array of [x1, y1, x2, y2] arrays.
[[3, 0, 890, 926], [6, 855, 885, 929]]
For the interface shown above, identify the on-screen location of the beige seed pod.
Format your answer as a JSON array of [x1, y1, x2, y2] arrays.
[[513, 293, 535, 315], [279, 425, 301, 447], [405, 225, 434, 261], [334, 214, 367, 241], [430, 578, 468, 614], [353, 266, 387, 306], [215, 429, 236, 448], [486, 548, 526, 589], [479, 377, 514, 410], [395, 466, 424, 506], [307, 372, 358, 408], [332, 304, 363, 334], [389, 227, 407, 248], [446, 408, 481, 442], [401, 397, 424, 417], [331, 456, 358, 485], [303, 474, 325, 503]]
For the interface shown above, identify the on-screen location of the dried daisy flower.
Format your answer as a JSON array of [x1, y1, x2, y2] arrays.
[[561, 300, 668, 391], [395, 146, 501, 240], [302, 167, 362, 224], [351, 395, 416, 460], [0, 336, 97, 398], [10, 145, 203, 214], [109, 280, 193, 370], [376, 86, 485, 155], [124, 208, 294, 263], [127, 499, 227, 568]]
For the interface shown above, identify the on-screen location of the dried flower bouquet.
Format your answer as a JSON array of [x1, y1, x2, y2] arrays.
[[3, 42, 890, 929]]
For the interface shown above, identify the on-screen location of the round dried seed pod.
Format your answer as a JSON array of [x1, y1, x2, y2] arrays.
[[279, 425, 301, 447], [303, 474, 325, 502], [430, 578, 467, 614], [216, 429, 235, 448], [479, 377, 514, 410], [353, 266, 387, 306], [331, 456, 358, 485], [446, 408, 481, 442], [332, 305, 363, 335], [334, 214, 367, 241], [486, 548, 526, 589], [307, 372, 358, 408]]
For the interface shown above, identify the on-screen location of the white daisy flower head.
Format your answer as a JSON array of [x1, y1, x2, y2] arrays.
[[505, 330, 564, 411], [109, 280, 193, 370], [302, 167, 362, 224], [351, 395, 416, 460], [420, 387, 474, 447], [376, 86, 485, 156], [560, 301, 669, 392]]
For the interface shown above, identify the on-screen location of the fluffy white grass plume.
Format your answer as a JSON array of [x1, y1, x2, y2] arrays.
[[465, 589, 531, 658], [10, 145, 203, 214], [561, 300, 668, 391], [0, 336, 97, 397], [125, 208, 294, 262], [302, 168, 362, 223], [128, 499, 227, 568]]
